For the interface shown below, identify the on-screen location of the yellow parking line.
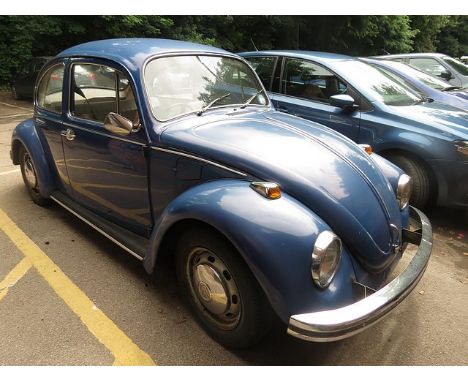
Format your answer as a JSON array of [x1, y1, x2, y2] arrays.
[[0, 258, 32, 302], [0, 208, 156, 366]]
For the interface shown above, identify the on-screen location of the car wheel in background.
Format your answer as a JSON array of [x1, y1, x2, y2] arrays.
[[176, 227, 273, 349], [387, 153, 431, 210]]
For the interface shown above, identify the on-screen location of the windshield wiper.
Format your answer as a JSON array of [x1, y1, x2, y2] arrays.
[[197, 93, 231, 116], [240, 89, 266, 109]]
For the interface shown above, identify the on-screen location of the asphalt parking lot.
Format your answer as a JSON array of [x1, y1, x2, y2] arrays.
[[0, 90, 467, 365]]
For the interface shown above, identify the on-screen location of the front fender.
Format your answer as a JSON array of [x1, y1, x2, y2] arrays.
[[370, 153, 404, 194], [145, 179, 357, 322], [11, 118, 56, 197]]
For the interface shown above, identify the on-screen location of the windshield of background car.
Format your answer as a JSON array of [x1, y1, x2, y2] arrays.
[[387, 62, 453, 90], [442, 57, 468, 76], [145, 55, 268, 121], [337, 60, 422, 106]]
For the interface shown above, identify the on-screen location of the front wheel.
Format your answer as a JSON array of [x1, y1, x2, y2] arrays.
[[176, 227, 273, 349], [19, 145, 49, 206]]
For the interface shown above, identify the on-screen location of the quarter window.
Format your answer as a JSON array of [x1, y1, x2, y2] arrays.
[[71, 64, 138, 125], [282, 58, 348, 103], [36, 64, 64, 114]]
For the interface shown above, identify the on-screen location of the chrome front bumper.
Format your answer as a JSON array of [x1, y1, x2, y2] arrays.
[[287, 207, 432, 342]]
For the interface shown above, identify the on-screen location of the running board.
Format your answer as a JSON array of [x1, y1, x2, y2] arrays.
[[50, 191, 148, 261]]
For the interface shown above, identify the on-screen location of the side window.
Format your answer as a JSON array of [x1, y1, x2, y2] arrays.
[[408, 58, 446, 77], [71, 64, 138, 125], [246, 56, 277, 91], [37, 64, 64, 114], [282, 58, 347, 103]]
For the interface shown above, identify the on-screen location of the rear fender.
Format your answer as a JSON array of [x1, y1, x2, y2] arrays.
[[11, 118, 56, 197]]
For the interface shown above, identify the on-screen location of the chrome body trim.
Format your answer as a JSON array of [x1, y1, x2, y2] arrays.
[[62, 121, 147, 146], [150, 146, 248, 177], [287, 206, 432, 342], [50, 195, 144, 261]]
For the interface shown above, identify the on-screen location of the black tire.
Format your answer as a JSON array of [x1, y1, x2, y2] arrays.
[[18, 145, 49, 207], [175, 227, 273, 349], [386, 153, 431, 210], [11, 85, 21, 100]]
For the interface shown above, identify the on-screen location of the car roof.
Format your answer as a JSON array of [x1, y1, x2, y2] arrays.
[[372, 53, 448, 59], [240, 50, 352, 64], [57, 38, 231, 69]]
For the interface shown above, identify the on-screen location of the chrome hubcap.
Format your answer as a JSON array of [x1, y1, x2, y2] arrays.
[[187, 248, 241, 330], [23, 152, 37, 189]]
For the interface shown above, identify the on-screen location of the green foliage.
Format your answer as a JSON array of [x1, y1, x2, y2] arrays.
[[0, 15, 466, 86]]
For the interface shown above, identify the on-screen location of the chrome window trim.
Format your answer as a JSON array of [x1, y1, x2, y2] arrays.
[[142, 51, 271, 123], [151, 146, 247, 177], [50, 195, 144, 261], [68, 60, 142, 128]]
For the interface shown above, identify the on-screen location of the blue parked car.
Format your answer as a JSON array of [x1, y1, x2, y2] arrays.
[[240, 51, 468, 209], [360, 58, 468, 110], [11, 39, 432, 348]]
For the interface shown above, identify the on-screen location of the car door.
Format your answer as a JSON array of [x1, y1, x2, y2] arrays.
[[61, 60, 151, 236], [407, 57, 462, 87], [35, 61, 74, 195], [272, 57, 361, 141]]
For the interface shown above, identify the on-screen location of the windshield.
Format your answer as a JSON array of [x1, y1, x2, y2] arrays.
[[145, 55, 268, 121], [385, 61, 453, 90], [336, 60, 422, 106], [442, 57, 468, 76]]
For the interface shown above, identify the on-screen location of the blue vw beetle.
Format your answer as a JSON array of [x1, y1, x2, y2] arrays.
[[240, 51, 468, 210], [10, 39, 432, 348]]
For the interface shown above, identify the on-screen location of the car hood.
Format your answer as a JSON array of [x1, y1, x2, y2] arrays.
[[447, 89, 468, 102], [386, 101, 468, 140], [160, 108, 403, 272]]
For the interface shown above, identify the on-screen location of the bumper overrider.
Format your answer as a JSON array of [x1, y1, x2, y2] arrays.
[[287, 206, 432, 342]]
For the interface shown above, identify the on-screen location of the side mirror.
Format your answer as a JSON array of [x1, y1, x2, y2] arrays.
[[104, 112, 133, 136], [440, 70, 453, 80], [330, 94, 358, 112]]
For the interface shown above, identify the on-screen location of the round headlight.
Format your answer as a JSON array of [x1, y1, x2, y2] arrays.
[[311, 231, 342, 288], [397, 174, 412, 210]]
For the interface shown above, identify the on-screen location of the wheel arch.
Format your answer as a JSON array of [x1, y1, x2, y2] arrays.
[[11, 119, 57, 198], [144, 179, 358, 323]]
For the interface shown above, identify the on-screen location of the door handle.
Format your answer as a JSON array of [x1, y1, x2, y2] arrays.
[[60, 128, 76, 141]]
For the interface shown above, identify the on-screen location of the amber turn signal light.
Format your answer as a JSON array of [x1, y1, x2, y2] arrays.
[[250, 182, 281, 200], [358, 144, 373, 155]]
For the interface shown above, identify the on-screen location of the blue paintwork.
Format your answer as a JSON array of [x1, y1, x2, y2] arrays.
[[240, 50, 468, 207], [361, 58, 468, 110], [12, 39, 413, 324]]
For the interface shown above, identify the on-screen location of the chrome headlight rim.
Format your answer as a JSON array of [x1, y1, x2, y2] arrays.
[[397, 174, 412, 210], [311, 231, 342, 289]]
